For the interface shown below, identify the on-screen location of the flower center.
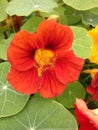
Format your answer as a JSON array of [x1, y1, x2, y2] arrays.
[[34, 49, 54, 77]]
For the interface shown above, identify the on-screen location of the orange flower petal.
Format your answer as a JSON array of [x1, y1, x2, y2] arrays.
[[88, 25, 98, 64], [7, 31, 37, 71], [36, 20, 73, 54], [38, 68, 66, 98], [7, 67, 39, 94], [54, 50, 84, 84], [88, 25, 98, 43], [89, 43, 98, 64]]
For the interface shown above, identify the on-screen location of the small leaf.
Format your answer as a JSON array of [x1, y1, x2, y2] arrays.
[[0, 34, 14, 60], [6, 0, 58, 16], [0, 62, 29, 118], [55, 81, 86, 108], [63, 0, 98, 10], [81, 11, 98, 27], [0, 98, 78, 130], [71, 26, 93, 59], [21, 16, 44, 32], [0, 0, 8, 21]]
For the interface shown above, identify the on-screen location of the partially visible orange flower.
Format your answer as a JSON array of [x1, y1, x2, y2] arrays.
[[74, 98, 98, 130], [88, 25, 98, 43], [7, 19, 84, 98], [87, 71, 98, 101], [88, 25, 98, 64], [83, 68, 98, 78]]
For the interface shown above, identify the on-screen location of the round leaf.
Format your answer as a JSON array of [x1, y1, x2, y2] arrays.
[[55, 81, 86, 108], [0, 62, 29, 118], [0, 98, 78, 130], [40, 4, 67, 25], [0, 34, 14, 60], [81, 11, 98, 27], [90, 8, 98, 15], [71, 26, 93, 59], [63, 0, 98, 10], [6, 0, 58, 16], [64, 6, 81, 25], [0, 0, 8, 21], [21, 16, 44, 32]]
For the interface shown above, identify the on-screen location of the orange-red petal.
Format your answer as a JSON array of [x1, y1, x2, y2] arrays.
[[87, 85, 98, 101], [7, 31, 37, 71], [38, 68, 66, 98], [36, 20, 73, 53], [74, 98, 98, 130], [54, 50, 84, 84], [7, 67, 39, 94], [87, 72, 98, 101]]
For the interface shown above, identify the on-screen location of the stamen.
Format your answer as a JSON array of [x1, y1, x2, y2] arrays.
[[34, 49, 54, 76]]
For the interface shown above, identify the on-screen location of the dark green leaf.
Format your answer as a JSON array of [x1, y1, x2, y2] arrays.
[[21, 16, 44, 32], [56, 81, 86, 108], [81, 11, 98, 27]]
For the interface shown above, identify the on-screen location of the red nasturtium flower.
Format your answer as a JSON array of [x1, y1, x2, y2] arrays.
[[7, 20, 84, 98], [87, 71, 98, 101], [74, 98, 98, 130]]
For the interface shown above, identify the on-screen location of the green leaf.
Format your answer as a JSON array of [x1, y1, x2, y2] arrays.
[[90, 8, 98, 15], [0, 62, 29, 118], [55, 81, 86, 108], [40, 4, 81, 25], [6, 0, 58, 16], [64, 6, 81, 25], [0, 98, 78, 130], [0, 34, 14, 60], [0, 0, 8, 21], [63, 0, 98, 10], [81, 11, 98, 27], [40, 4, 67, 25], [71, 26, 93, 59], [94, 101, 98, 108], [21, 16, 44, 32]]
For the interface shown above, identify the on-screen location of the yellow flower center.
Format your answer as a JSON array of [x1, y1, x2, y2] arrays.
[[34, 49, 54, 77]]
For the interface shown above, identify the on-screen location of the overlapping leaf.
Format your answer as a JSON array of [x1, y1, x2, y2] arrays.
[[0, 62, 29, 118], [71, 26, 93, 59], [0, 0, 8, 22], [6, 0, 58, 16], [21, 16, 44, 32], [64, 6, 81, 25], [0, 98, 78, 130], [0, 34, 14, 60], [63, 0, 98, 10], [81, 11, 98, 27], [55, 81, 86, 108]]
